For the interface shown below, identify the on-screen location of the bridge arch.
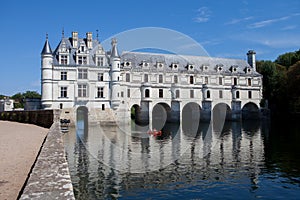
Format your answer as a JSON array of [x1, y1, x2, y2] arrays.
[[152, 102, 172, 130], [76, 106, 88, 135], [242, 102, 260, 120], [212, 103, 232, 132], [182, 102, 201, 135]]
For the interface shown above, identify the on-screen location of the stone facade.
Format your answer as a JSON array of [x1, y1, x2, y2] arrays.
[[41, 31, 262, 122]]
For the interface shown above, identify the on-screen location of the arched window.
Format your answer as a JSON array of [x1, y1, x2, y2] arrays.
[[248, 91, 252, 99], [145, 89, 150, 98], [236, 91, 240, 99], [207, 90, 210, 99]]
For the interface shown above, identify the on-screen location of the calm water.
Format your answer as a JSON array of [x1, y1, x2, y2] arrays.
[[63, 119, 300, 199]]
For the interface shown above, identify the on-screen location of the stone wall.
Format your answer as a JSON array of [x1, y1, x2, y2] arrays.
[[0, 110, 58, 128], [20, 122, 75, 200]]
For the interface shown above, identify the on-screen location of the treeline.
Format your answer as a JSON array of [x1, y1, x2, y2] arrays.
[[257, 49, 300, 116], [0, 91, 41, 108]]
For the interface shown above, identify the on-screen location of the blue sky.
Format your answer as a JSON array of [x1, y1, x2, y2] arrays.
[[0, 0, 299, 96]]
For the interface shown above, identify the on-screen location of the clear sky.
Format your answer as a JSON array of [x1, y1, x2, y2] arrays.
[[0, 0, 299, 96]]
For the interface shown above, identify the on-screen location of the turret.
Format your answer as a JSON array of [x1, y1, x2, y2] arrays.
[[110, 38, 121, 109], [247, 50, 256, 71], [41, 34, 53, 109]]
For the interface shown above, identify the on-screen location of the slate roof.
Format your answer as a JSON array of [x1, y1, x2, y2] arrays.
[[121, 51, 261, 76]]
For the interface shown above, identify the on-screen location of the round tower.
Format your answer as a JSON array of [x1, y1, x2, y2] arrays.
[[41, 34, 53, 109], [110, 38, 121, 109]]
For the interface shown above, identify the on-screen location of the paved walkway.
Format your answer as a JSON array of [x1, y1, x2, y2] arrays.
[[0, 121, 48, 200]]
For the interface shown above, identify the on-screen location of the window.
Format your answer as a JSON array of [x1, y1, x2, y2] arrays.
[[78, 69, 88, 79], [248, 91, 252, 99], [61, 72, 67, 80], [159, 89, 163, 98], [219, 77, 223, 85], [60, 55, 68, 65], [98, 73, 104, 81], [97, 87, 104, 98], [219, 90, 223, 98], [144, 74, 148, 82], [60, 103, 63, 109], [190, 90, 194, 98], [78, 84, 88, 97], [121, 91, 124, 97], [248, 78, 252, 86], [126, 73, 130, 82], [207, 90, 210, 99], [102, 104, 105, 110], [127, 89, 130, 98], [97, 57, 104, 66], [145, 89, 150, 98], [174, 75, 178, 83], [205, 77, 208, 84], [159, 74, 163, 83], [190, 76, 194, 84], [175, 90, 180, 98], [78, 56, 87, 65], [233, 78, 237, 86], [60, 87, 67, 98], [236, 91, 240, 99]]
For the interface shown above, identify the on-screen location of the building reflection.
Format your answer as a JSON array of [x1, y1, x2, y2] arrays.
[[64, 120, 266, 199]]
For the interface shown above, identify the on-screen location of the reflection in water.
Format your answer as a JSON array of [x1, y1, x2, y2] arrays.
[[64, 119, 300, 199]]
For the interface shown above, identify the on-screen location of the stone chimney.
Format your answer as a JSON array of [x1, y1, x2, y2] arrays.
[[86, 32, 93, 49], [247, 50, 256, 71], [72, 31, 78, 48]]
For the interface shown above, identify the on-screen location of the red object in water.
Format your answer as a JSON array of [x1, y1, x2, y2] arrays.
[[147, 129, 162, 137]]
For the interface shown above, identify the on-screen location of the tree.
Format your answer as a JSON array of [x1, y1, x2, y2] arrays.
[[287, 61, 300, 113], [11, 91, 41, 108], [256, 60, 287, 114], [275, 49, 300, 69]]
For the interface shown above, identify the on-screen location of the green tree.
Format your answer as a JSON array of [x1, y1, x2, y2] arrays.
[[275, 49, 300, 69], [256, 60, 287, 113], [287, 61, 300, 113], [11, 91, 41, 108]]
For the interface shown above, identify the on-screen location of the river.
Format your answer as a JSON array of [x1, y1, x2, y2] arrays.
[[63, 118, 300, 199]]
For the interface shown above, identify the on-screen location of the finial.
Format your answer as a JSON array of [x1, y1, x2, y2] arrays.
[[46, 33, 48, 40], [96, 29, 99, 41], [62, 28, 65, 38]]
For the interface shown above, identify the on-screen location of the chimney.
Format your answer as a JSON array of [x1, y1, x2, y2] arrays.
[[72, 31, 78, 48], [247, 50, 256, 71], [86, 32, 93, 49]]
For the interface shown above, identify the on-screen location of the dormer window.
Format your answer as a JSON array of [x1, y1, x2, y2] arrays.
[[186, 64, 194, 71], [96, 56, 104, 66], [216, 64, 223, 72], [230, 65, 238, 73], [78, 56, 87, 65], [156, 62, 164, 68], [244, 67, 252, 74], [60, 55, 68, 65], [202, 65, 209, 72], [170, 63, 179, 70], [140, 61, 149, 68], [122, 61, 131, 68]]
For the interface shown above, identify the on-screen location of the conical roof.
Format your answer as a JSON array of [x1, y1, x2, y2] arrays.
[[41, 38, 52, 55]]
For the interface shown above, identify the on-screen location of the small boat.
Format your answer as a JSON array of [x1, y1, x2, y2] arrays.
[[147, 129, 162, 137]]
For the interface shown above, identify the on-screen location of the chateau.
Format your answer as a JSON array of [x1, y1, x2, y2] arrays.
[[41, 31, 262, 123]]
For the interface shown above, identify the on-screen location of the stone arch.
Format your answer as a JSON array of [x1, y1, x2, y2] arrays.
[[76, 106, 88, 135], [130, 104, 149, 125], [152, 103, 172, 130], [242, 102, 260, 120], [182, 102, 201, 135], [212, 103, 232, 132]]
